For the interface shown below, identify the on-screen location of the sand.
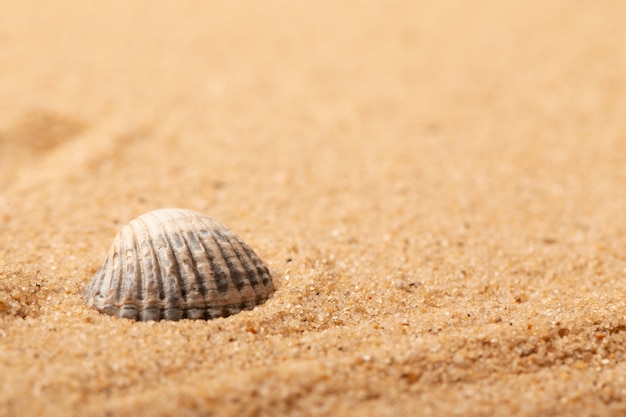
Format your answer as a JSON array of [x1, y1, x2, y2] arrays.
[[1, 1, 626, 416]]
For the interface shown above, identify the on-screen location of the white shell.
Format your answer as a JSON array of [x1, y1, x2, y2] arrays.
[[83, 208, 275, 321]]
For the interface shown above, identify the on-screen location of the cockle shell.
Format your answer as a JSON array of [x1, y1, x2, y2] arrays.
[[83, 208, 275, 321]]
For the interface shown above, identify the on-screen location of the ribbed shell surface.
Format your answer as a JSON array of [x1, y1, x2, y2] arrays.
[[83, 208, 275, 321]]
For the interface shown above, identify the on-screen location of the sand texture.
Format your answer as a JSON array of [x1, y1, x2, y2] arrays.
[[1, 1, 626, 416]]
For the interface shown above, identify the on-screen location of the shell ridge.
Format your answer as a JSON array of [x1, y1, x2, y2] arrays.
[[239, 240, 274, 292], [212, 228, 248, 293], [141, 215, 175, 321], [194, 226, 233, 318], [117, 225, 140, 319], [160, 210, 189, 303], [163, 212, 207, 319], [107, 232, 124, 314], [221, 232, 266, 306], [196, 218, 232, 296], [134, 217, 164, 321], [217, 230, 262, 312], [104, 249, 114, 294], [144, 215, 169, 310], [127, 222, 143, 305], [192, 228, 220, 297], [225, 234, 262, 290], [150, 210, 185, 320], [182, 229, 208, 301], [179, 225, 211, 317]]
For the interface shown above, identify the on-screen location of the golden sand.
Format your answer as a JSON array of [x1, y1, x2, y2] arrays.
[[1, 1, 626, 415]]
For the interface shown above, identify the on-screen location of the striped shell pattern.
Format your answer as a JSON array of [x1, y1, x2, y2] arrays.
[[83, 208, 275, 321]]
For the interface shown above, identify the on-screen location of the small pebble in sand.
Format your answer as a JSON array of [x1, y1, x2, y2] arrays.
[[83, 208, 275, 321]]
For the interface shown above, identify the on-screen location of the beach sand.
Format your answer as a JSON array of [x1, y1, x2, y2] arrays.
[[1, 1, 626, 415]]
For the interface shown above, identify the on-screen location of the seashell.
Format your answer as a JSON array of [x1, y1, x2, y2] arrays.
[[83, 208, 275, 321]]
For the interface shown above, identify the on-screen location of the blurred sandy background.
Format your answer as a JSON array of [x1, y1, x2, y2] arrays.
[[1, 1, 626, 416]]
